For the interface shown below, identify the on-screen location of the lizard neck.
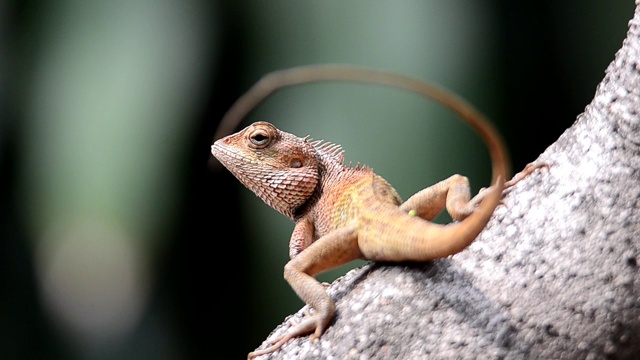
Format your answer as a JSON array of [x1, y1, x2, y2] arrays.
[[292, 155, 345, 220]]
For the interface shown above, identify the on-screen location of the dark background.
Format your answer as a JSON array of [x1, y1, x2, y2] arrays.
[[1, 1, 634, 359]]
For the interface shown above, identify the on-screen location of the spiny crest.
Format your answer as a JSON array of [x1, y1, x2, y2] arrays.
[[307, 137, 345, 164], [347, 161, 370, 171]]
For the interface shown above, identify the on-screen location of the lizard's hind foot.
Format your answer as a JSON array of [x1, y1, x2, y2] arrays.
[[504, 162, 549, 189]]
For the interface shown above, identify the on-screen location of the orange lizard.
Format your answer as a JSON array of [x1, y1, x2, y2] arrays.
[[210, 65, 544, 359]]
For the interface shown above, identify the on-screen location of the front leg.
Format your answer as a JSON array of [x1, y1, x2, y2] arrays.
[[248, 226, 362, 359], [289, 218, 315, 259]]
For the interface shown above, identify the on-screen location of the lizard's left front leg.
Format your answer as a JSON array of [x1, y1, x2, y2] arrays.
[[248, 226, 362, 359]]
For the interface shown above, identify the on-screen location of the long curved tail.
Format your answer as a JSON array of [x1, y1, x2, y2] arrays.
[[213, 64, 510, 188]]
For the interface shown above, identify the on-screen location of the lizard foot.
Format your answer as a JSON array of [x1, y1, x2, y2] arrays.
[[247, 316, 327, 359], [504, 162, 549, 189], [464, 162, 548, 211]]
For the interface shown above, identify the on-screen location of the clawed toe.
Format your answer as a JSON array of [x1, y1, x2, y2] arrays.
[[504, 162, 549, 189]]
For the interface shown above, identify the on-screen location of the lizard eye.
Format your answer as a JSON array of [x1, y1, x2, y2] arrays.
[[248, 128, 272, 148]]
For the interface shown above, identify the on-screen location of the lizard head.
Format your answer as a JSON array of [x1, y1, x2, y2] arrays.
[[211, 121, 321, 219]]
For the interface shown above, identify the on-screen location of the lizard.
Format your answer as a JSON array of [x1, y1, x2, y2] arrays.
[[209, 65, 545, 359]]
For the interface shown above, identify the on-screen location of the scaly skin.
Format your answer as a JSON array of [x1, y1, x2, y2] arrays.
[[211, 121, 542, 359], [210, 65, 544, 359]]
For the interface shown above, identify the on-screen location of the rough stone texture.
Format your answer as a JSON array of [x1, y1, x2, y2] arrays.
[[252, 3, 640, 359]]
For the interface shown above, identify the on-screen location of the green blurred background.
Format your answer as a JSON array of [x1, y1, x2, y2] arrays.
[[1, 1, 633, 359]]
